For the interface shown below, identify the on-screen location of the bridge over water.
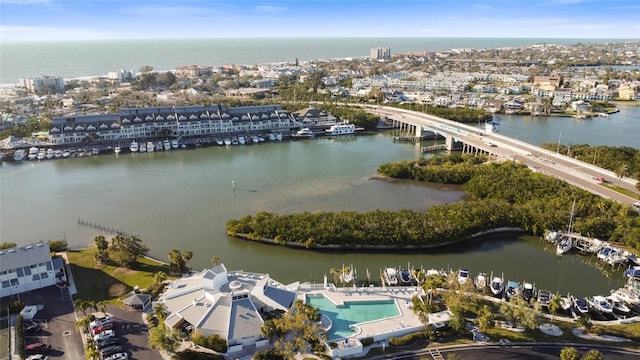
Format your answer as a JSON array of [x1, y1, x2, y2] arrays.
[[364, 105, 639, 207]]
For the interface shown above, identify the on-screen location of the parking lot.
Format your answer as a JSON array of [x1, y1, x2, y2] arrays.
[[2, 285, 162, 360]]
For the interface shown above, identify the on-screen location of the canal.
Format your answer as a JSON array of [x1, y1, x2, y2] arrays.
[[2, 105, 639, 297]]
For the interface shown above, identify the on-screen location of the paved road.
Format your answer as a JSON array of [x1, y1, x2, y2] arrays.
[[366, 105, 640, 206], [105, 304, 163, 360]]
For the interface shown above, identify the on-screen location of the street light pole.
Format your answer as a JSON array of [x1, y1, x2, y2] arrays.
[[556, 131, 562, 154]]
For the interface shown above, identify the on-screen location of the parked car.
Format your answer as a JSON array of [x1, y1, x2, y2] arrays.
[[24, 323, 41, 335], [93, 329, 115, 342], [89, 316, 111, 329], [92, 322, 114, 334], [26, 355, 48, 360], [96, 338, 120, 350], [26, 342, 52, 354], [100, 345, 124, 358], [633, 202, 640, 209], [105, 353, 128, 360]]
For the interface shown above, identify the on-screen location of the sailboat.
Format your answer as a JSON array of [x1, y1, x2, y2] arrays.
[[556, 200, 576, 255]]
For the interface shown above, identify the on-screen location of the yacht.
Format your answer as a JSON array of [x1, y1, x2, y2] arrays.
[[292, 128, 315, 139], [556, 237, 572, 255], [251, 136, 260, 144], [27, 147, 39, 160], [505, 280, 520, 301], [383, 268, 398, 286], [457, 268, 470, 285], [400, 269, 412, 285], [139, 143, 146, 152], [238, 136, 246, 145], [164, 139, 172, 151], [560, 295, 572, 312], [46, 148, 55, 159], [62, 149, 71, 158], [275, 133, 283, 141], [325, 122, 356, 136], [13, 149, 26, 161], [573, 296, 589, 315], [490, 274, 504, 296], [475, 272, 487, 289], [114, 146, 121, 155], [611, 287, 640, 305], [171, 139, 179, 149], [231, 137, 239, 145], [268, 133, 276, 141], [156, 141, 164, 151], [224, 138, 232, 146], [147, 141, 155, 152], [37, 148, 46, 160], [537, 289, 551, 307], [606, 295, 631, 315], [130, 141, 139, 152], [521, 282, 535, 302], [544, 229, 561, 242], [588, 296, 613, 314], [54, 149, 63, 158], [92, 148, 100, 156]]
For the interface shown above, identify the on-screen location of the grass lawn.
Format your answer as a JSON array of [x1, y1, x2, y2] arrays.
[[66, 248, 174, 302]]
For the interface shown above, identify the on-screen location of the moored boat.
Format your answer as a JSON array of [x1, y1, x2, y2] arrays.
[[606, 295, 631, 315], [130, 141, 139, 152], [383, 268, 398, 286], [114, 146, 121, 154], [13, 149, 26, 161], [27, 147, 38, 160], [521, 282, 536, 302], [164, 139, 171, 151], [54, 149, 63, 158], [275, 133, 283, 141], [216, 139, 224, 146], [537, 289, 551, 307], [475, 272, 487, 289], [544, 230, 561, 242], [588, 295, 613, 314], [224, 138, 232, 146], [292, 128, 315, 139], [505, 280, 520, 301], [490, 274, 504, 296], [325, 122, 356, 136], [46, 148, 55, 159], [611, 287, 640, 305], [147, 141, 155, 152], [556, 237, 572, 255], [171, 139, 179, 149], [573, 296, 589, 315], [62, 149, 71, 158], [139, 143, 146, 152], [457, 268, 470, 285], [37, 148, 46, 160], [400, 269, 411, 285]]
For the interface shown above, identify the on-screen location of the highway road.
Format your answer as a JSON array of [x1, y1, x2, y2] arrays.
[[367, 105, 640, 207]]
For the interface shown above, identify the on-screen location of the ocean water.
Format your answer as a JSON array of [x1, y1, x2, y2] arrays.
[[0, 37, 631, 84]]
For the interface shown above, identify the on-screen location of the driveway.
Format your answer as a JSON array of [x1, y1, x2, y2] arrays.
[[105, 304, 162, 360]]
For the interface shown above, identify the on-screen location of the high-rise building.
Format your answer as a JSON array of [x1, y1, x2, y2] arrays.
[[18, 76, 66, 94], [370, 47, 391, 60]]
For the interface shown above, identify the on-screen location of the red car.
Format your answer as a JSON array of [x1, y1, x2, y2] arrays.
[[92, 322, 114, 334], [26, 342, 52, 354], [595, 177, 606, 183]]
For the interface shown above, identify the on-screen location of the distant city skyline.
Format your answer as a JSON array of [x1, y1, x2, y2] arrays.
[[1, 0, 639, 42]]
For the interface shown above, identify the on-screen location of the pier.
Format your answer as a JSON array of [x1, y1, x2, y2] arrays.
[[77, 218, 129, 237]]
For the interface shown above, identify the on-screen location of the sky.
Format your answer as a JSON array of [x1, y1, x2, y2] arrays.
[[1, 0, 639, 42]]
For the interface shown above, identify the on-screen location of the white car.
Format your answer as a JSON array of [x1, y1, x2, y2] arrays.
[[89, 315, 111, 329], [93, 329, 115, 342], [105, 353, 128, 360], [26, 355, 48, 360], [633, 202, 640, 209]]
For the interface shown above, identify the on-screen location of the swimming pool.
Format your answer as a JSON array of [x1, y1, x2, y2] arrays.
[[306, 294, 400, 340]]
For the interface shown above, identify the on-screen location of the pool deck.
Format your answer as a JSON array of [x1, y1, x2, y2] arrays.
[[300, 286, 425, 340]]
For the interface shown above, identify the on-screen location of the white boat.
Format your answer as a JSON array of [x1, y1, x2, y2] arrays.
[[238, 136, 246, 145], [505, 280, 520, 301], [339, 265, 355, 285], [92, 148, 100, 156], [156, 141, 163, 151], [611, 287, 640, 305], [521, 282, 535, 302], [537, 289, 551, 307], [171, 139, 179, 149], [139, 143, 146, 152], [147, 141, 155, 152], [268, 133, 276, 141], [556, 237, 572, 255], [164, 140, 171, 151], [216, 139, 224, 146], [560, 296, 572, 311], [606, 295, 631, 315], [475, 272, 487, 289], [325, 122, 356, 136], [275, 133, 283, 141], [62, 150, 71, 158], [130, 141, 139, 152], [224, 138, 232, 146], [573, 296, 589, 315], [27, 147, 39, 160], [383, 268, 398, 286], [231, 137, 239, 145], [54, 149, 63, 158], [46, 148, 55, 159], [13, 149, 26, 161], [588, 296, 613, 314], [37, 148, 46, 160], [490, 274, 504, 296], [292, 128, 315, 139], [114, 146, 121, 154], [457, 268, 470, 285]]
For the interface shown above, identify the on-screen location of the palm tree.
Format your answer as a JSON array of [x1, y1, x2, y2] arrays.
[[617, 164, 628, 185], [74, 316, 91, 333], [154, 271, 167, 285], [549, 294, 562, 319], [182, 250, 193, 271], [74, 299, 97, 316], [153, 303, 168, 323], [168, 248, 183, 273], [96, 300, 108, 315], [329, 267, 342, 286]]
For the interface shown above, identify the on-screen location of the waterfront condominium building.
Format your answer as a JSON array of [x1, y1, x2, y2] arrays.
[[0, 242, 65, 298], [370, 47, 392, 60], [49, 104, 292, 145], [18, 76, 66, 94]]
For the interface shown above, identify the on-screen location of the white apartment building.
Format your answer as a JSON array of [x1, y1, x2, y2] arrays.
[[370, 47, 391, 60], [0, 242, 62, 298], [107, 69, 136, 82], [18, 76, 66, 94]]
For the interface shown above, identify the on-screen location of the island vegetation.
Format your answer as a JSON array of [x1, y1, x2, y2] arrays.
[[227, 154, 640, 250]]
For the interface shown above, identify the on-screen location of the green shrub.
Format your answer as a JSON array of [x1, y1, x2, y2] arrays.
[[360, 337, 374, 346], [388, 331, 428, 346], [17, 315, 24, 358], [9, 301, 24, 314]]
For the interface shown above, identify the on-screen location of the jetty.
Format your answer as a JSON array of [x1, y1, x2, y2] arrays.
[[77, 218, 129, 236]]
